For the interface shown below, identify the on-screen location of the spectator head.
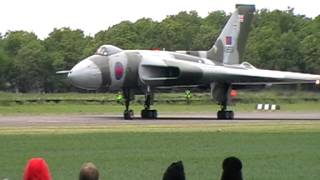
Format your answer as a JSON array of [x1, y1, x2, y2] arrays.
[[23, 157, 52, 180], [221, 156, 243, 180], [79, 162, 99, 180], [162, 161, 185, 180]]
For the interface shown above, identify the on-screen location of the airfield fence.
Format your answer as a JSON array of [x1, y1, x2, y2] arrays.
[[0, 91, 319, 105]]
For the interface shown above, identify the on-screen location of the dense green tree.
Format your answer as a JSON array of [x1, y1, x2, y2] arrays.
[[193, 11, 228, 50], [133, 18, 160, 49], [44, 28, 91, 70], [300, 16, 320, 74], [93, 21, 138, 50], [301, 33, 320, 74], [158, 11, 201, 50], [14, 40, 48, 92], [42, 28, 92, 92], [2, 31, 47, 92], [244, 9, 311, 73], [0, 37, 10, 89]]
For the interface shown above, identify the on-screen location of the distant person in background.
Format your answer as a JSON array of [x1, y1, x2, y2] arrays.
[[23, 157, 52, 180], [220, 156, 243, 180], [79, 162, 100, 180], [185, 90, 192, 104], [116, 91, 124, 105], [162, 161, 185, 180]]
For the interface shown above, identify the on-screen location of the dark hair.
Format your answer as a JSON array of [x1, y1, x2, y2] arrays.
[[79, 162, 99, 180], [221, 156, 243, 180], [163, 161, 185, 180]]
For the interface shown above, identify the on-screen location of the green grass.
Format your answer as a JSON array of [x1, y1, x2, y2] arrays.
[[0, 123, 320, 180], [0, 102, 319, 115], [0, 90, 318, 99], [0, 92, 114, 100]]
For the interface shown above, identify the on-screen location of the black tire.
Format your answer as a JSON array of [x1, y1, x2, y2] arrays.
[[228, 111, 234, 119], [141, 109, 147, 119], [129, 109, 134, 117], [124, 110, 134, 120], [147, 110, 153, 118], [217, 111, 224, 119], [225, 111, 230, 119], [141, 109, 158, 119], [217, 110, 234, 120], [151, 110, 158, 119]]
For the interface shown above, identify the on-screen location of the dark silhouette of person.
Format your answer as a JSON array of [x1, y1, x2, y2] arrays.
[[220, 156, 243, 180], [23, 157, 52, 180], [79, 162, 99, 180], [162, 161, 186, 180]]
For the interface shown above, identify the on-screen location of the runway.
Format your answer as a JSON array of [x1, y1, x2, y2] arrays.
[[0, 112, 319, 127]]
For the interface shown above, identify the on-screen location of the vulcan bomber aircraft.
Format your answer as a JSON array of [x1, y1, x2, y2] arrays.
[[59, 4, 320, 119]]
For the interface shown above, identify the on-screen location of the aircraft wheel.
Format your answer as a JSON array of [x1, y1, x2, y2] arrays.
[[227, 111, 234, 119], [217, 111, 224, 119], [226, 111, 234, 119], [217, 110, 234, 120], [141, 109, 158, 119], [141, 109, 147, 119], [151, 110, 158, 119], [124, 109, 134, 120]]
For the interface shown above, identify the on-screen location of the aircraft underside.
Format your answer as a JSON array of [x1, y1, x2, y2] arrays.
[[120, 82, 235, 120]]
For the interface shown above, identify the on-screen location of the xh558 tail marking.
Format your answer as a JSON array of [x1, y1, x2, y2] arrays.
[[59, 4, 320, 119]]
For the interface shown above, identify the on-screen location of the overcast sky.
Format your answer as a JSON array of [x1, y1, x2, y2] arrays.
[[1, 0, 319, 39]]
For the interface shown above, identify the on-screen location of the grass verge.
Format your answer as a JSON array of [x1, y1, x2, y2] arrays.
[[0, 123, 320, 180], [0, 102, 319, 115]]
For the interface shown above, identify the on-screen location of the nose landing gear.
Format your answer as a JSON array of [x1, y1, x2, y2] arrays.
[[123, 89, 134, 120], [122, 88, 158, 120]]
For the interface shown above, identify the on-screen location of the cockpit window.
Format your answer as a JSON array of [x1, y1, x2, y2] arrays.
[[96, 46, 108, 56], [95, 45, 123, 56]]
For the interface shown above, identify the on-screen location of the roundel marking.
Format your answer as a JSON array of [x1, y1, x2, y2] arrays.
[[115, 62, 124, 80]]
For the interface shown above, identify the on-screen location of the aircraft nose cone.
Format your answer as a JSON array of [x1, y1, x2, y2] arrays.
[[68, 59, 102, 90]]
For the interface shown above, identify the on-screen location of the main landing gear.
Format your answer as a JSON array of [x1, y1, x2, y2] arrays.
[[212, 83, 234, 120], [217, 103, 234, 120], [141, 94, 157, 119]]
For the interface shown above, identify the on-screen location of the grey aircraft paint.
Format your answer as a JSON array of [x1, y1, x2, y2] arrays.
[[64, 4, 320, 119], [177, 4, 255, 65], [89, 55, 111, 87], [67, 4, 319, 92]]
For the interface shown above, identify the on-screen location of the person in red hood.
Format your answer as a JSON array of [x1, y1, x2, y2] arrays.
[[23, 157, 52, 180]]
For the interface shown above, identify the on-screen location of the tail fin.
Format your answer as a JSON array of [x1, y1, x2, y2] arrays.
[[207, 4, 255, 64]]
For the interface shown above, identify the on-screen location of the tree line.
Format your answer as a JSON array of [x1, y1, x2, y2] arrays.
[[0, 8, 319, 92]]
